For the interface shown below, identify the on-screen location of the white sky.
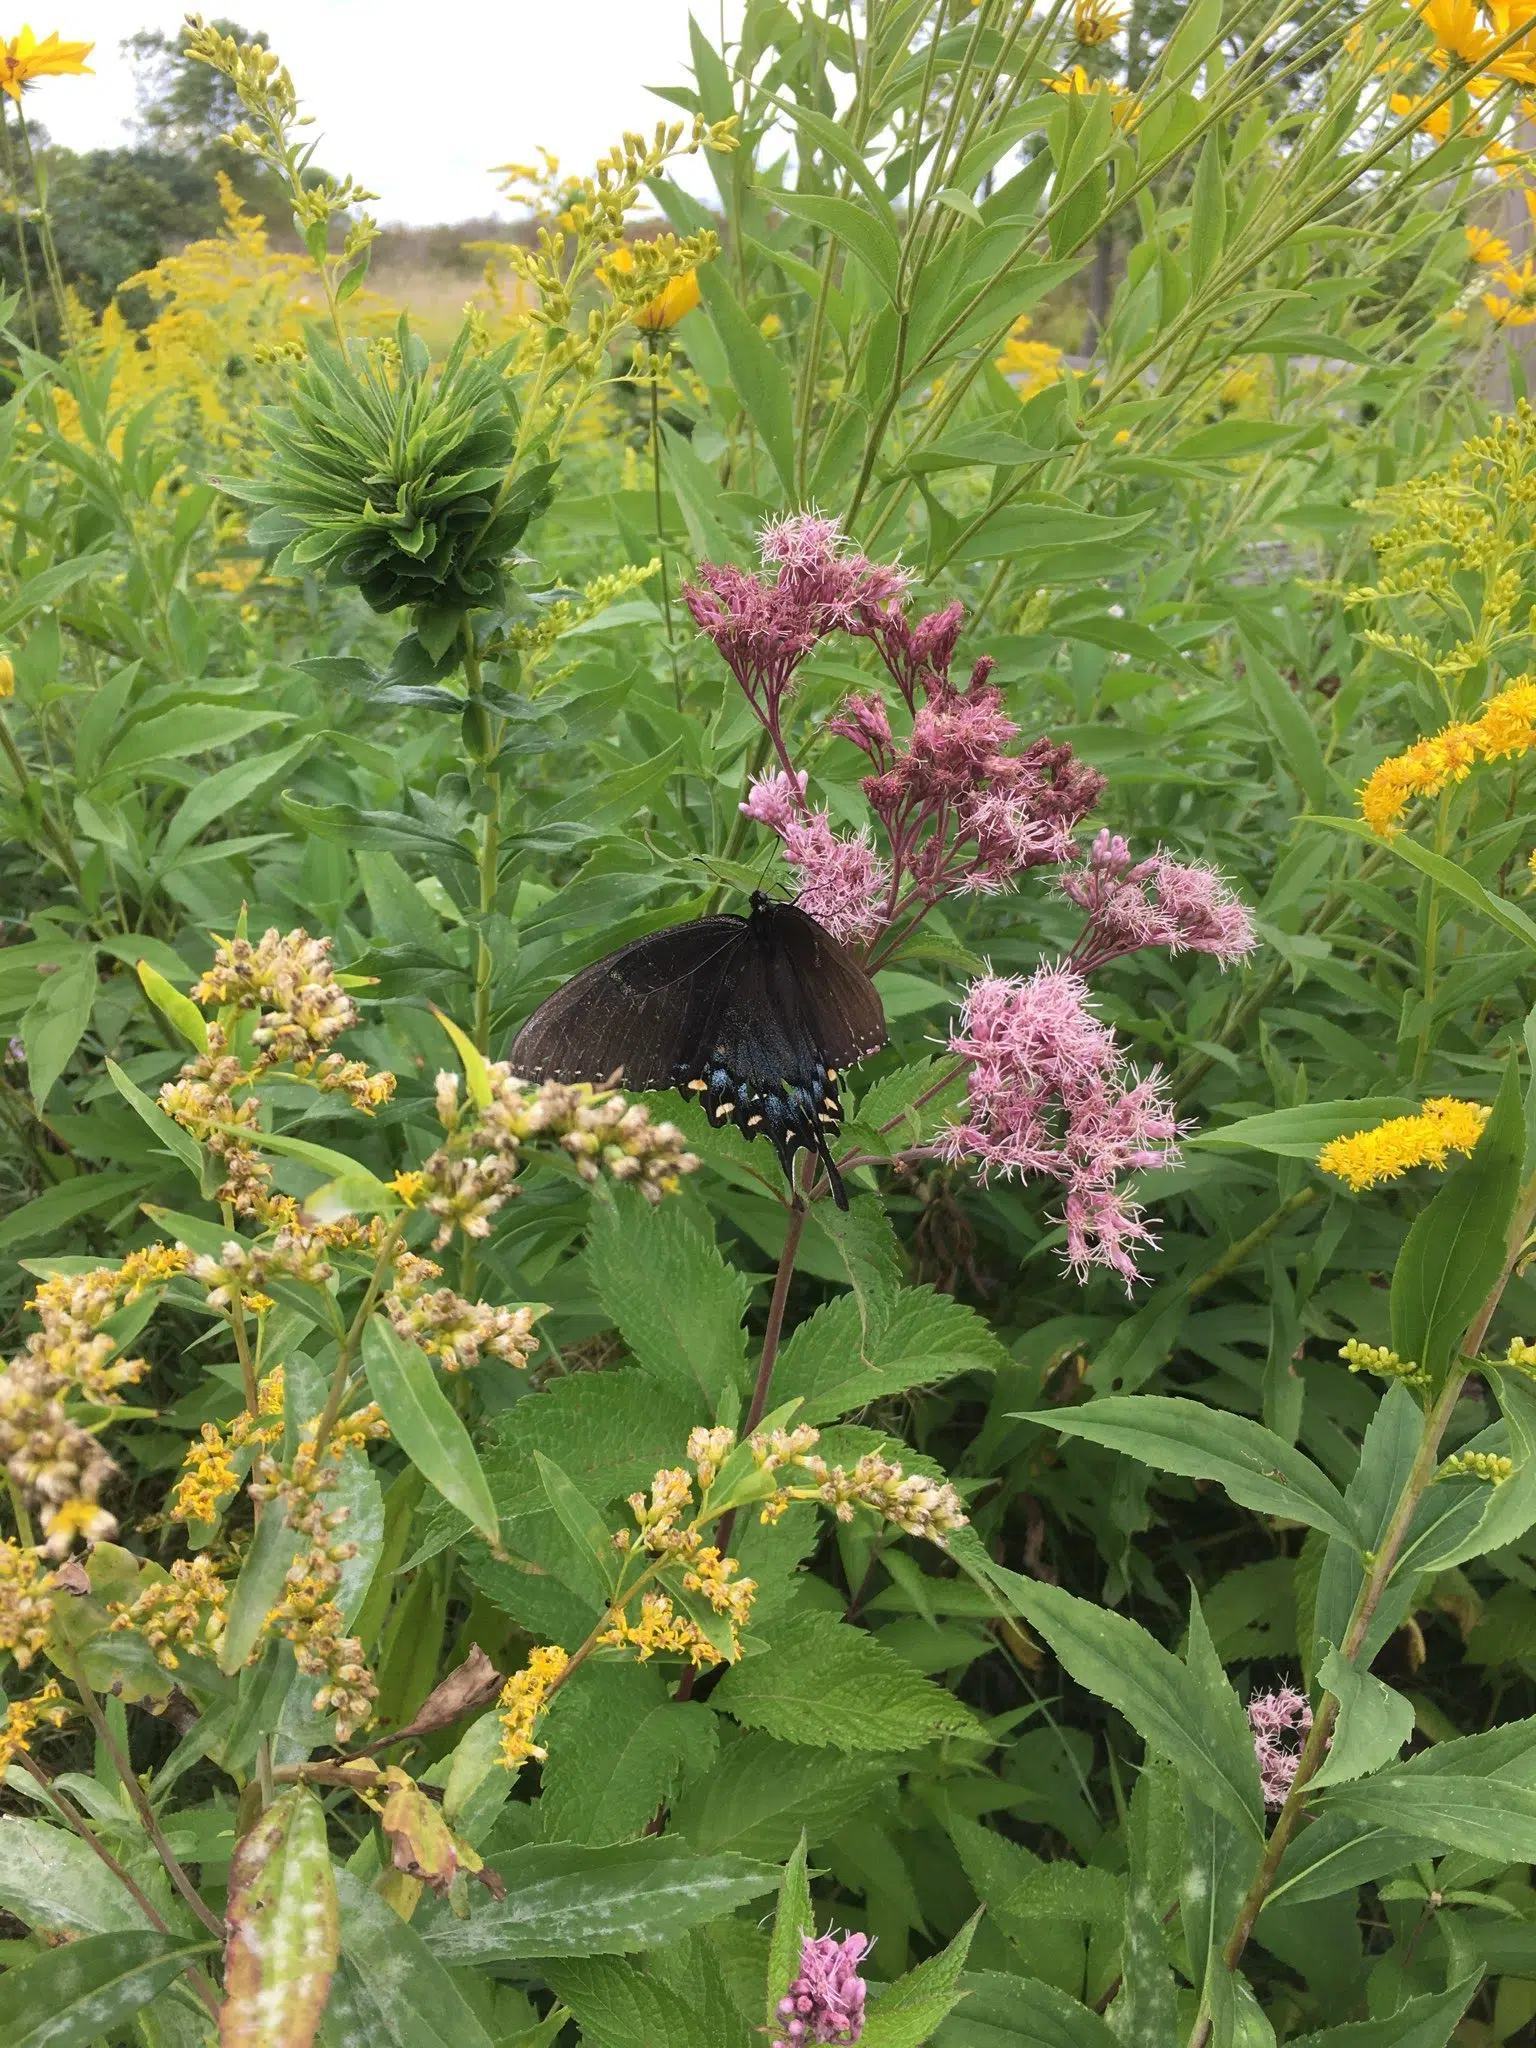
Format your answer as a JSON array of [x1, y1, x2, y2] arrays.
[[26, 2, 744, 225]]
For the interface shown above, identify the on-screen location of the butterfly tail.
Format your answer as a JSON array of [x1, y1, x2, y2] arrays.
[[812, 1123, 849, 1210]]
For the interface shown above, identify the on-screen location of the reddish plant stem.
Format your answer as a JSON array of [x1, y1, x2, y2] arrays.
[[17, 1751, 222, 2018]]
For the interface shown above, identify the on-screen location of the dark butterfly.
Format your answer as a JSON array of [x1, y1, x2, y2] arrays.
[[508, 891, 888, 1209]]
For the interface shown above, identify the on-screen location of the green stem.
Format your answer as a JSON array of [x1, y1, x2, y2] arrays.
[[14, 105, 68, 341], [1190, 1176, 1536, 2045], [310, 1215, 407, 1465], [0, 98, 39, 348], [648, 349, 682, 710], [0, 703, 83, 887], [461, 624, 502, 1057]]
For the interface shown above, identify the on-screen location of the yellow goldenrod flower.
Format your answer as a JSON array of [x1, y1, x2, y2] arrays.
[[170, 1422, 240, 1526], [0, 653, 12, 697], [41, 1497, 115, 1557], [1074, 0, 1126, 45], [1467, 223, 1515, 265], [497, 1644, 570, 1769], [1318, 1097, 1490, 1190], [1357, 677, 1536, 832], [1219, 366, 1261, 406], [995, 314, 1064, 398], [0, 1540, 54, 1668], [1339, 1339, 1431, 1391], [605, 242, 701, 331], [0, 1679, 70, 1771], [0, 26, 93, 102], [1485, 255, 1536, 321]]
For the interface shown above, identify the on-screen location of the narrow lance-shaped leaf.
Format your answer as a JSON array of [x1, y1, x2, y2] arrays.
[[0, 1930, 214, 2048], [362, 1315, 500, 1544], [1018, 1395, 1359, 1546], [220, 1785, 338, 2048]]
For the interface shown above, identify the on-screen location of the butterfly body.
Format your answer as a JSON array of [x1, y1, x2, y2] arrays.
[[509, 892, 887, 1208]]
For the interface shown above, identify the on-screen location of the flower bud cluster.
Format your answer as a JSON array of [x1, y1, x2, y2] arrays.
[[1339, 1339, 1431, 1393], [169, 1367, 284, 1527], [601, 1460, 757, 1666], [191, 928, 360, 1071], [1441, 1449, 1514, 1484], [773, 1930, 870, 2047], [420, 1068, 699, 1249], [687, 1423, 968, 1547], [109, 1554, 230, 1670], [384, 1251, 541, 1372]]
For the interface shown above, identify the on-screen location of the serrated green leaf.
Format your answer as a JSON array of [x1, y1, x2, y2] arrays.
[[711, 1609, 978, 1750], [585, 1187, 750, 1406]]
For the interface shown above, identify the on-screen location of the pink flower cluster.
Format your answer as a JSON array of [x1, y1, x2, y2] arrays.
[[683, 513, 909, 726], [1065, 830, 1257, 972], [773, 1930, 870, 2046], [936, 966, 1183, 1287], [1249, 1685, 1312, 1810], [742, 770, 889, 945], [831, 661, 1103, 903]]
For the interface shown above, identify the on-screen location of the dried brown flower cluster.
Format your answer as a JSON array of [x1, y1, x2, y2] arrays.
[[384, 1250, 541, 1372], [109, 1554, 230, 1670], [418, 1068, 699, 1249], [0, 1247, 188, 1556]]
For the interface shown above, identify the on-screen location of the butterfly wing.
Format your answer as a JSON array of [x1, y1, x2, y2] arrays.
[[686, 903, 888, 1207], [508, 915, 749, 1090], [764, 900, 888, 1069]]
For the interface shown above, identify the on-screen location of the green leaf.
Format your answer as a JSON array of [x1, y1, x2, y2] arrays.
[[0, 1172, 141, 1253], [1309, 1647, 1414, 1789], [0, 1930, 213, 2048], [431, 1004, 491, 1110], [1020, 1396, 1359, 1544], [98, 706, 289, 783], [694, 263, 795, 495], [585, 1188, 750, 1406], [1390, 1055, 1524, 1383], [974, 1569, 1265, 1836], [362, 1316, 500, 1544], [766, 1832, 814, 2030], [1313, 816, 1536, 956], [861, 1912, 982, 2048], [221, 1784, 337, 2048], [220, 1500, 305, 1673], [1163, 0, 1222, 76], [1323, 1772, 1536, 1859], [1187, 1098, 1419, 1158], [1284, 1974, 1482, 2048], [1187, 135, 1227, 292], [20, 952, 96, 1112], [161, 736, 315, 856], [535, 1450, 620, 1600], [774, 1283, 1006, 1424], [105, 1058, 204, 1181], [1239, 636, 1329, 813], [670, 1733, 896, 1858], [330, 1869, 497, 2048], [930, 1971, 1117, 2043], [540, 1950, 742, 2048], [539, 1663, 718, 1846], [711, 1609, 978, 1750], [211, 1123, 399, 1215], [771, 191, 903, 305], [0, 1820, 160, 1937], [421, 1840, 777, 1964]]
